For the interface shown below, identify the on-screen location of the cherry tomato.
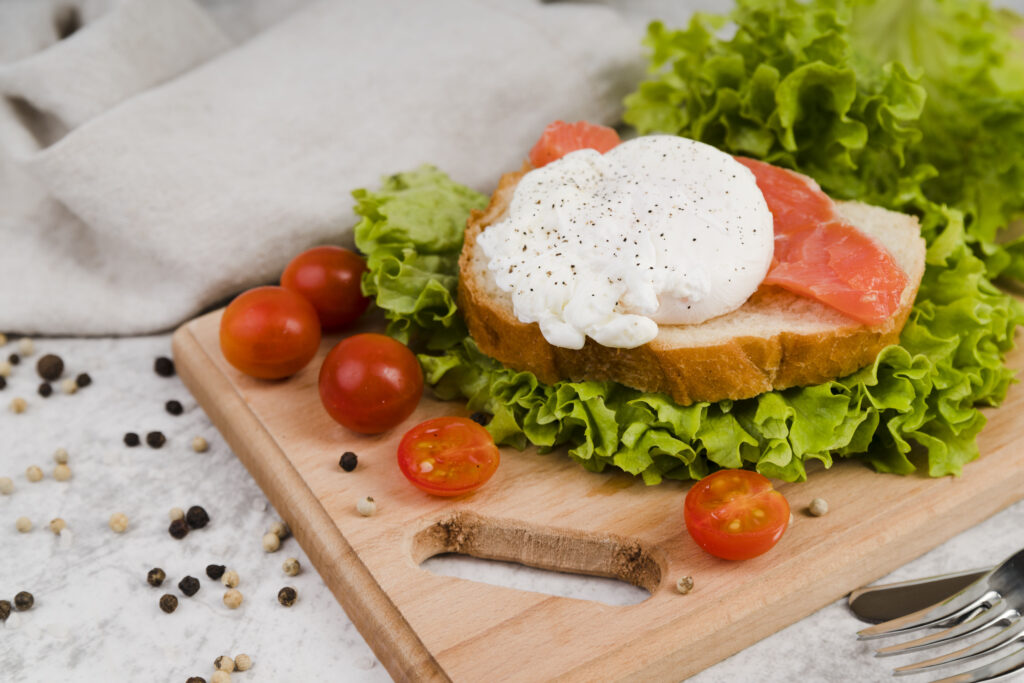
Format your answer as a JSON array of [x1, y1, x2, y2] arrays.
[[684, 469, 790, 561], [318, 333, 423, 434], [397, 417, 500, 496], [220, 286, 321, 379], [280, 246, 370, 331]]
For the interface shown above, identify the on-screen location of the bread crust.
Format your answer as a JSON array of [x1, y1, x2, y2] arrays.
[[458, 168, 924, 406]]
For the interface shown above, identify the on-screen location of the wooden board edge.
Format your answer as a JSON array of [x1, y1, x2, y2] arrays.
[[171, 317, 450, 683]]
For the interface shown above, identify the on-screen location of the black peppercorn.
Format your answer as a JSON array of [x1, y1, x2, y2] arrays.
[[154, 356, 175, 377], [178, 576, 200, 597], [0, 600, 10, 621], [147, 568, 166, 587], [165, 399, 183, 416], [169, 518, 189, 539], [205, 564, 226, 581], [278, 586, 297, 607], [146, 431, 166, 449], [339, 451, 358, 472], [75, 372, 91, 388], [38, 382, 52, 397], [185, 505, 209, 529], [36, 354, 63, 381], [469, 411, 492, 426], [159, 594, 178, 613], [187, 678, 206, 683], [124, 432, 140, 447], [0, 376, 6, 390], [8, 353, 20, 365], [13, 591, 33, 611]]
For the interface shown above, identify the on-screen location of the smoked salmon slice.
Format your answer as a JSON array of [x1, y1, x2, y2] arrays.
[[734, 157, 908, 326], [528, 120, 621, 169]]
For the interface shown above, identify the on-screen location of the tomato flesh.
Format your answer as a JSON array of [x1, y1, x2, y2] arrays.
[[684, 469, 789, 561], [397, 417, 499, 497], [318, 333, 423, 434], [219, 286, 321, 379], [280, 245, 370, 331]]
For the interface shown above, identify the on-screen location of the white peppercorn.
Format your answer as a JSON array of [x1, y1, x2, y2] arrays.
[[221, 570, 239, 588], [356, 496, 376, 517], [60, 378, 77, 395], [169, 507, 185, 521], [215, 655, 235, 672], [282, 557, 300, 576], [269, 521, 290, 539], [0, 333, 6, 346], [53, 448, 68, 464], [10, 397, 27, 413], [26, 465, 43, 482], [223, 589, 243, 609], [15, 516, 31, 532], [808, 498, 829, 517], [191, 436, 209, 453], [675, 576, 694, 595], [211, 671, 231, 683], [262, 532, 280, 553], [53, 464, 72, 482], [49, 517, 67, 534], [0, 476, 13, 494], [17, 338, 34, 356], [234, 654, 252, 672], [0, 360, 10, 377], [109, 512, 128, 533]]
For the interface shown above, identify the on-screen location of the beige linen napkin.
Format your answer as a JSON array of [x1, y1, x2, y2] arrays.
[[0, 0, 644, 335]]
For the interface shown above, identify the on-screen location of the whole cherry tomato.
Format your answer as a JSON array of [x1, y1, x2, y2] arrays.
[[684, 469, 790, 561], [220, 286, 321, 379], [318, 333, 423, 434], [280, 246, 370, 331], [397, 417, 500, 497]]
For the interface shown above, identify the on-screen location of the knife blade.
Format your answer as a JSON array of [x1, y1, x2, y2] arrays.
[[847, 567, 991, 623]]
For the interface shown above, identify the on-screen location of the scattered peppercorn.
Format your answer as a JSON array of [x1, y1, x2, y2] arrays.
[[123, 432, 140, 447], [146, 431, 166, 449], [0, 376, 6, 390], [165, 399, 183, 416], [223, 589, 243, 609], [154, 356, 175, 377], [211, 672, 231, 683], [9, 353, 20, 365], [234, 654, 252, 672], [675, 576, 694, 595], [186, 678, 206, 683], [191, 436, 209, 453], [339, 451, 358, 472], [26, 465, 43, 482], [215, 655, 235, 672], [53, 464, 72, 481], [221, 570, 239, 588], [15, 517, 31, 532], [206, 564, 226, 581], [49, 518, 66, 534], [10, 397, 27, 414], [0, 476, 13, 494], [808, 498, 829, 517], [169, 518, 189, 539], [169, 507, 184, 521], [282, 557, 300, 576], [469, 411, 492, 426], [159, 594, 178, 614], [37, 382, 52, 398], [53, 448, 68, 464], [13, 591, 33, 611], [185, 505, 209, 530], [147, 568, 166, 587], [0, 600, 10, 621], [262, 532, 280, 553], [36, 354, 63, 381], [277, 586, 297, 607], [269, 521, 290, 540], [60, 378, 78, 395], [0, 360, 10, 377], [75, 373, 91, 388], [0, 333, 5, 346], [108, 512, 129, 533], [17, 338, 34, 356], [178, 576, 200, 597], [356, 496, 376, 517]]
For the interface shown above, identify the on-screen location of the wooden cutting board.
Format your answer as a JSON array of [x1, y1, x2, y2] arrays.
[[172, 309, 1024, 682]]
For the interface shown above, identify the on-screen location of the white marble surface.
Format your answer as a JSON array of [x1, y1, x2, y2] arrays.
[[1, 334, 1023, 682]]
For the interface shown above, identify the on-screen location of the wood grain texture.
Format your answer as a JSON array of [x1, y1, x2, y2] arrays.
[[173, 310, 1024, 682]]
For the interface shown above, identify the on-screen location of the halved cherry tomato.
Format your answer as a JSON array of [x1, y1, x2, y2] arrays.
[[397, 417, 499, 497], [280, 246, 370, 331], [318, 333, 423, 434], [220, 286, 321, 379], [684, 469, 790, 561]]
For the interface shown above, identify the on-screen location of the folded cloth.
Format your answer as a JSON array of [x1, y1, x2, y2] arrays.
[[0, 0, 645, 335]]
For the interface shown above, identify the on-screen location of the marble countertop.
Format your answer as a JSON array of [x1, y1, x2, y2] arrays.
[[1, 334, 1022, 682]]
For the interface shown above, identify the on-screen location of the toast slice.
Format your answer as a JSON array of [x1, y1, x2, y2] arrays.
[[458, 168, 927, 406]]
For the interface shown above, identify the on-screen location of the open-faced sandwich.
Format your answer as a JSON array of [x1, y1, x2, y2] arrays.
[[458, 122, 926, 406]]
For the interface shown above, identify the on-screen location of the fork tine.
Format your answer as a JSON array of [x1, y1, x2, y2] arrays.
[[892, 619, 1024, 676], [926, 643, 1024, 683], [875, 600, 1012, 657], [858, 587, 999, 640]]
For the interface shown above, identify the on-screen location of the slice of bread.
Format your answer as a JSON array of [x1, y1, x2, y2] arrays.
[[458, 167, 927, 406]]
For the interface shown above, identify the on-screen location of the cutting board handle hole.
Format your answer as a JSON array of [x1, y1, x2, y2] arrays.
[[412, 511, 662, 598]]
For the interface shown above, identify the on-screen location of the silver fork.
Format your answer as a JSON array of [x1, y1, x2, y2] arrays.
[[858, 547, 1024, 682]]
